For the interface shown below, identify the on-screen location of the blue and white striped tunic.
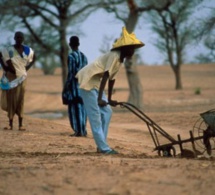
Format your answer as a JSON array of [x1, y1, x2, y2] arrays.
[[66, 50, 88, 136]]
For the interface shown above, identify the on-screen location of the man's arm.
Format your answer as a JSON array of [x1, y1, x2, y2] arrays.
[[26, 53, 36, 71], [98, 71, 109, 107], [0, 52, 7, 71], [108, 79, 118, 107], [0, 52, 15, 73]]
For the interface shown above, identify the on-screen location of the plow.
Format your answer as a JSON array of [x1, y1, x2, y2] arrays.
[[116, 102, 215, 158]]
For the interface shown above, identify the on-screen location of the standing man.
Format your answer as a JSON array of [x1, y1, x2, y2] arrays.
[[0, 31, 35, 131], [76, 27, 144, 154], [63, 36, 88, 137]]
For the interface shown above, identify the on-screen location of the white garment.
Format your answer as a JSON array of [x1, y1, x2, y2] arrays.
[[76, 51, 122, 90], [1, 45, 34, 78], [0, 45, 34, 90]]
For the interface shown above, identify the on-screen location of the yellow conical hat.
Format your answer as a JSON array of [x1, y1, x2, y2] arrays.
[[111, 27, 145, 50]]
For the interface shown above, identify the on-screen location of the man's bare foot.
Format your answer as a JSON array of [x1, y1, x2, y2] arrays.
[[3, 126, 13, 130], [19, 126, 26, 131]]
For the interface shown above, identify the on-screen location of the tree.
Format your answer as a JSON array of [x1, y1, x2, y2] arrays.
[[0, 0, 124, 85], [102, 0, 173, 109], [0, 0, 175, 107], [196, 38, 215, 63], [195, 5, 215, 63], [147, 1, 200, 89]]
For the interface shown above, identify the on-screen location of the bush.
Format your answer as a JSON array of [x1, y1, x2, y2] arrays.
[[194, 87, 201, 95]]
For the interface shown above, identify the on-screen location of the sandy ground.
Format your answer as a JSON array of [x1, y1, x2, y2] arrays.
[[0, 63, 215, 195]]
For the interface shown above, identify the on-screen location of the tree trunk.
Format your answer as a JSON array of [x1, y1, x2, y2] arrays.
[[124, 55, 143, 110], [59, 21, 69, 86], [125, 0, 144, 109], [60, 47, 68, 85], [174, 66, 182, 90]]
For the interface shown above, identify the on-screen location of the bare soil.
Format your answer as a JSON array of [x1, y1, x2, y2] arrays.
[[0, 63, 215, 195]]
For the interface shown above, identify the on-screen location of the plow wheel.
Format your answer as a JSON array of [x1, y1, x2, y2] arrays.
[[193, 117, 215, 155], [158, 146, 176, 157]]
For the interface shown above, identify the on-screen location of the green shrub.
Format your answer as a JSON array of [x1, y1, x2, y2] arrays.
[[194, 87, 201, 95]]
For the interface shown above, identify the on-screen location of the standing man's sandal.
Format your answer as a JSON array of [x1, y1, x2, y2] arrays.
[[3, 126, 13, 130], [19, 126, 26, 131]]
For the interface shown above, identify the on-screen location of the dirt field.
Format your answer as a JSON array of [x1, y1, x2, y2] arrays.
[[0, 63, 215, 195]]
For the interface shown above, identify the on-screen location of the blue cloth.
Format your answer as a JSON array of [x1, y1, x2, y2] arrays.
[[0, 75, 10, 90], [23, 45, 30, 56], [65, 50, 88, 103], [0, 74, 27, 90], [80, 88, 112, 152], [66, 50, 88, 135], [68, 102, 87, 136]]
